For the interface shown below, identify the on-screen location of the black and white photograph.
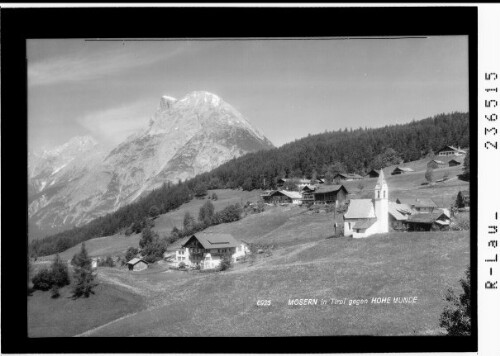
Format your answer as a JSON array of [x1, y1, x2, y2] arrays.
[[0, 5, 489, 354], [26, 34, 472, 337]]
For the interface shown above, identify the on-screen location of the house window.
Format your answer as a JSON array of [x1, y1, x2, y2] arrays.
[[348, 222, 351, 229]]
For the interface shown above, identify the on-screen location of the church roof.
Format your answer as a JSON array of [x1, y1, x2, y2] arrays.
[[353, 218, 377, 229], [344, 199, 376, 219]]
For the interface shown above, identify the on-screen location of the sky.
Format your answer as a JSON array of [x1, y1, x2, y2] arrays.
[[28, 36, 468, 152]]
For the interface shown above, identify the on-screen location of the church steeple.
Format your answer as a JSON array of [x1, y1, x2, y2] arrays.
[[374, 169, 388, 200], [374, 169, 389, 233]]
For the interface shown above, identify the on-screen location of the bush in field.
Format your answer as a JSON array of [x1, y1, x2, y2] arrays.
[[218, 256, 232, 271], [440, 266, 471, 335], [32, 254, 70, 291], [211, 192, 218, 201], [425, 168, 435, 184], [32, 268, 54, 291], [98, 256, 115, 267], [198, 200, 215, 224], [51, 285, 61, 299], [125, 247, 139, 262], [51, 254, 70, 287]]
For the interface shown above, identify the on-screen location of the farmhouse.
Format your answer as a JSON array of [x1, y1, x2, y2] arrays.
[[176, 233, 249, 270], [405, 212, 450, 231], [313, 185, 348, 205], [127, 258, 148, 271], [396, 198, 438, 213], [300, 185, 316, 203], [388, 201, 413, 230], [427, 159, 446, 169], [343, 171, 388, 238], [448, 158, 463, 167], [262, 190, 303, 205], [333, 173, 363, 181], [365, 169, 380, 178], [436, 145, 466, 157], [391, 166, 414, 175]]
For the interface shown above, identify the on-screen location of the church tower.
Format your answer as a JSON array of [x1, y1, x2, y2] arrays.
[[374, 169, 389, 233]]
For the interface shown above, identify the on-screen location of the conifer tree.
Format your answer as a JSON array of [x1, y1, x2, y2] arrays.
[[71, 243, 97, 298]]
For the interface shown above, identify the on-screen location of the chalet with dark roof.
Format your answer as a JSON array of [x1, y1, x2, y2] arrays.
[[176, 233, 249, 270], [333, 173, 363, 181], [436, 145, 466, 157], [313, 185, 348, 205], [391, 166, 415, 175]]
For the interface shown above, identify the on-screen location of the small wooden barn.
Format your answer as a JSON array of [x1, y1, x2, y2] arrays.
[[427, 159, 446, 169], [333, 173, 363, 181], [391, 166, 414, 175], [127, 258, 148, 271], [365, 169, 380, 178], [313, 185, 348, 205]]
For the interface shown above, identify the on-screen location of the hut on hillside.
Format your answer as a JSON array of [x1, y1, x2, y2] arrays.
[[427, 159, 446, 169], [313, 185, 348, 205], [127, 258, 148, 271], [391, 166, 415, 175], [365, 169, 380, 178], [333, 173, 363, 181]]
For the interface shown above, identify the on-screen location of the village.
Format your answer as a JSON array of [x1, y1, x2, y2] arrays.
[[103, 145, 470, 273]]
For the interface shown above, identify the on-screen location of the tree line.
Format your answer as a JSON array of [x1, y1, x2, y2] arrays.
[[30, 111, 469, 257]]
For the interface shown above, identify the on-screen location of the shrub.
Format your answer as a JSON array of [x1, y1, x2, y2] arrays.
[[219, 256, 232, 271], [51, 254, 70, 287], [98, 256, 115, 267], [32, 268, 54, 291], [51, 285, 60, 299], [211, 192, 218, 201], [125, 247, 139, 262], [440, 266, 471, 335], [425, 167, 435, 183], [193, 182, 208, 197]]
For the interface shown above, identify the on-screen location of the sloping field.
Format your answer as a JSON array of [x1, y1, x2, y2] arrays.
[[154, 189, 263, 235], [80, 230, 469, 337], [38, 189, 263, 261], [28, 282, 145, 337]]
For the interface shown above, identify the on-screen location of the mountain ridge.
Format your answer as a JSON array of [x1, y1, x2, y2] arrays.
[[28, 91, 274, 238]]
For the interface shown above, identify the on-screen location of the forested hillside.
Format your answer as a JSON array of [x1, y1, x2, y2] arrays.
[[30, 111, 469, 257]]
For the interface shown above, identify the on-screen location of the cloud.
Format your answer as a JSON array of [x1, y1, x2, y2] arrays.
[[76, 100, 155, 147], [28, 42, 190, 87]]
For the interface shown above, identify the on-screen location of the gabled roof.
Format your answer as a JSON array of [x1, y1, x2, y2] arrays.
[[392, 166, 414, 172], [429, 159, 445, 164], [449, 157, 464, 163], [183, 233, 241, 249], [127, 257, 148, 265], [314, 185, 347, 195], [301, 185, 316, 192], [353, 218, 377, 229], [344, 199, 376, 219], [407, 212, 448, 224], [437, 145, 466, 154], [388, 201, 411, 221], [365, 169, 380, 176], [334, 173, 363, 179], [280, 190, 302, 199], [396, 198, 437, 208]]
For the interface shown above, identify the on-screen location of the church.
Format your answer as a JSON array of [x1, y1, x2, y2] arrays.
[[343, 170, 389, 238]]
